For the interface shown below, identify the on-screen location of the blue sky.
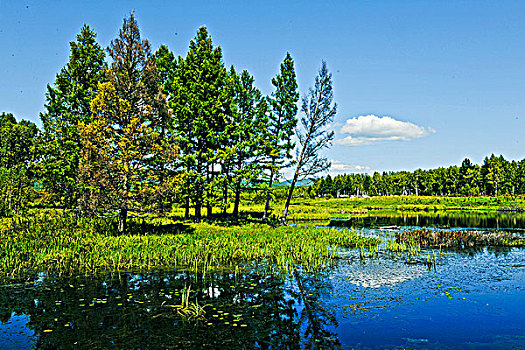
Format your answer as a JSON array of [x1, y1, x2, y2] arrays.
[[1, 0, 524, 178]]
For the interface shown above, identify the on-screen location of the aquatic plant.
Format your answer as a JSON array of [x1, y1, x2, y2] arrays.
[[163, 285, 209, 321], [396, 229, 525, 248], [0, 211, 380, 279]]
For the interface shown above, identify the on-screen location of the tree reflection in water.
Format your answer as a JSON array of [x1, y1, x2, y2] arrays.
[[0, 267, 340, 349]]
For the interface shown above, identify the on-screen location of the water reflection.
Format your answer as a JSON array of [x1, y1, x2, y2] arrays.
[[329, 210, 525, 231], [2, 213, 525, 349], [1, 246, 525, 349], [343, 260, 426, 288], [0, 268, 340, 349]]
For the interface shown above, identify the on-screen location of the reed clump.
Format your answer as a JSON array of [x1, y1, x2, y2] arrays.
[[0, 212, 379, 279], [396, 228, 525, 248], [163, 285, 209, 321]]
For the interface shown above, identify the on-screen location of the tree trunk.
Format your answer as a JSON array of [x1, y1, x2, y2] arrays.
[[118, 207, 127, 235], [195, 184, 202, 221], [222, 175, 229, 215], [195, 201, 202, 221], [281, 167, 300, 223], [184, 196, 190, 219], [263, 169, 275, 220], [233, 180, 242, 217], [206, 163, 216, 217], [195, 162, 203, 221]]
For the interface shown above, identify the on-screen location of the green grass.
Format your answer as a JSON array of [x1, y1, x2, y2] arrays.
[[0, 212, 379, 279], [3, 195, 522, 279]]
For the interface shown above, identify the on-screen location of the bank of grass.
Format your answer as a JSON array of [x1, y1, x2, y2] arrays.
[[0, 212, 379, 280], [235, 195, 525, 221]]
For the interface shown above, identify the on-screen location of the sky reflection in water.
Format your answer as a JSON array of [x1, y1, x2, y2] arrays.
[[0, 225, 524, 349]]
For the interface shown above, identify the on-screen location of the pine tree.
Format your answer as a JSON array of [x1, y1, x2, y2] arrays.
[[281, 61, 336, 222], [79, 13, 165, 233], [263, 52, 299, 220], [169, 26, 232, 220], [39, 25, 106, 210]]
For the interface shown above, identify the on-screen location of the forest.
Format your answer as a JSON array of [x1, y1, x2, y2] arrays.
[[0, 14, 335, 231]]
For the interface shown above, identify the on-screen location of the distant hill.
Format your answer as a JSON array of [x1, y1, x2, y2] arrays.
[[274, 178, 315, 187]]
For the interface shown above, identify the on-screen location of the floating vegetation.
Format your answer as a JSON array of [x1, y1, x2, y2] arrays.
[[396, 229, 525, 248], [0, 212, 380, 279]]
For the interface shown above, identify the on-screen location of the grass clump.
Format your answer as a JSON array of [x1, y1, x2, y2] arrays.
[[0, 212, 379, 279], [396, 229, 525, 248]]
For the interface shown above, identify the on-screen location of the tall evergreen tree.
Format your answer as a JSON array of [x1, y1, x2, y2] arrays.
[[80, 13, 164, 233], [170, 26, 232, 220], [281, 61, 336, 222], [227, 67, 268, 216], [39, 25, 106, 210], [263, 52, 299, 220]]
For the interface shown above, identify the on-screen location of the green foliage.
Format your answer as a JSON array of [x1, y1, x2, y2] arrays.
[[263, 52, 299, 218], [0, 168, 33, 216], [0, 113, 38, 169], [226, 67, 269, 215], [315, 155, 525, 198], [168, 26, 233, 219], [267, 52, 299, 162], [38, 25, 107, 209], [0, 113, 39, 216]]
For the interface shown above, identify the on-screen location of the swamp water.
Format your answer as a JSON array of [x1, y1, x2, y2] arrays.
[[1, 212, 525, 349]]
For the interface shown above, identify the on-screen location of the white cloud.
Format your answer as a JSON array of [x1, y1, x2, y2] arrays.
[[278, 160, 372, 180], [330, 160, 371, 173], [336, 114, 435, 146]]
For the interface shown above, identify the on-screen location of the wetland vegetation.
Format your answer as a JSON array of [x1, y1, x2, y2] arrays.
[[1, 10, 525, 350]]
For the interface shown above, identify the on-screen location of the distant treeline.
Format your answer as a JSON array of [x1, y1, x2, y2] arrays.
[[313, 155, 525, 197]]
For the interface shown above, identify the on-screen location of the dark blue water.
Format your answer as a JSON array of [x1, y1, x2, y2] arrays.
[[1, 226, 524, 348], [327, 247, 525, 349]]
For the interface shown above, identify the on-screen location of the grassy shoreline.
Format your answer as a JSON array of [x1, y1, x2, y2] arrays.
[[0, 212, 379, 280], [2, 195, 524, 280], [236, 195, 525, 221]]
